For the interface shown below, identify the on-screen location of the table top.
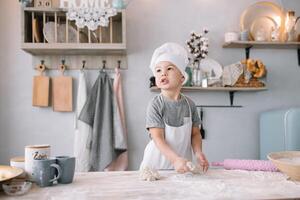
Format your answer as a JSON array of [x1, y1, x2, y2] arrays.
[[1, 169, 300, 199]]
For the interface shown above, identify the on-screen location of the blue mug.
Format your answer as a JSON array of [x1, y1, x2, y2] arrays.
[[56, 156, 76, 184], [32, 158, 61, 187]]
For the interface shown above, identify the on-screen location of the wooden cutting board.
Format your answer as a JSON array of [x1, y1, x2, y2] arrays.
[[32, 64, 50, 107], [52, 65, 73, 112]]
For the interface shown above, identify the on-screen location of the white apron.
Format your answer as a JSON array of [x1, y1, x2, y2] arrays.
[[140, 94, 193, 170]]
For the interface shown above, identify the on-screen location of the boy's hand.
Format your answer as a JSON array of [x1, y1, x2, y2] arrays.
[[172, 157, 189, 173], [195, 152, 209, 172]]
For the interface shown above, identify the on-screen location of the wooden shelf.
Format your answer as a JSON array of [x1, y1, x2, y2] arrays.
[[23, 7, 66, 12], [150, 86, 267, 92], [223, 41, 300, 49], [21, 43, 126, 55]]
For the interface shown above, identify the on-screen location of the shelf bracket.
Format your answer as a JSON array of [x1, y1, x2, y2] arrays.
[[297, 48, 300, 66], [195, 91, 242, 108], [229, 91, 235, 106], [245, 45, 253, 60]]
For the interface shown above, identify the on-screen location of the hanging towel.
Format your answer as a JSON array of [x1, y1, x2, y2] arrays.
[[105, 67, 128, 171], [74, 70, 92, 172], [79, 71, 127, 171]]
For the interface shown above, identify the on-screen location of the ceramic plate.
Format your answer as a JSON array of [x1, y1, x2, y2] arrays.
[[200, 57, 223, 79], [250, 16, 277, 41], [0, 165, 23, 182], [240, 1, 284, 36], [43, 22, 92, 43]]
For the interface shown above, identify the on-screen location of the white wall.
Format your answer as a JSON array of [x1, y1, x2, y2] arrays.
[[0, 0, 300, 170]]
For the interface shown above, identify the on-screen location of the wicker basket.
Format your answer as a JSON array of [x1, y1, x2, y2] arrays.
[[268, 151, 300, 181]]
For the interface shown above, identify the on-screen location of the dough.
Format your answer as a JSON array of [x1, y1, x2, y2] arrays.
[[186, 162, 202, 174], [139, 167, 161, 181]]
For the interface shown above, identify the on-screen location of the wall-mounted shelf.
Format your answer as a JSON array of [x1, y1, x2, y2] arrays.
[[223, 41, 300, 65], [150, 86, 267, 92], [21, 7, 127, 68], [21, 43, 126, 55], [223, 41, 300, 49], [150, 86, 267, 107]]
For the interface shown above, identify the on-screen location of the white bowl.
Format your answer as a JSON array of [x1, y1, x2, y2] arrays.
[[2, 181, 32, 196]]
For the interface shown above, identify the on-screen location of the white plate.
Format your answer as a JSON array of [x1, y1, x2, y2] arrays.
[[250, 16, 277, 41], [199, 57, 223, 80], [43, 22, 98, 43]]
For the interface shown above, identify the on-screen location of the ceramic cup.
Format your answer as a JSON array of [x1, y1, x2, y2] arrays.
[[10, 157, 26, 178], [240, 30, 249, 41], [32, 158, 61, 187], [25, 144, 51, 181], [56, 156, 76, 184]]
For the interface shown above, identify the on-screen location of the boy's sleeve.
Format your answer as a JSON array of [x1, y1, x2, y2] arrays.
[[189, 100, 201, 127], [146, 98, 165, 130]]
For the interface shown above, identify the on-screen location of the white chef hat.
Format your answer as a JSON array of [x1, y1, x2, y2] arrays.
[[149, 42, 189, 85]]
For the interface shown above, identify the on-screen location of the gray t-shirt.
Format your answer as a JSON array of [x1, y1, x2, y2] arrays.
[[146, 94, 200, 130]]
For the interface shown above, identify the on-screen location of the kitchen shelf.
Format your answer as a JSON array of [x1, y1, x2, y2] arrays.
[[21, 43, 126, 55], [21, 6, 127, 68], [223, 41, 300, 49], [150, 86, 267, 92], [223, 41, 300, 65], [150, 86, 267, 107]]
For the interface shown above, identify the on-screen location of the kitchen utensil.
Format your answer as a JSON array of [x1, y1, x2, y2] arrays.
[[32, 63, 50, 107], [211, 159, 277, 172], [52, 63, 73, 112], [0, 166, 24, 182], [32, 18, 41, 42], [268, 151, 300, 181], [199, 108, 205, 139], [240, 1, 284, 41], [250, 16, 277, 41]]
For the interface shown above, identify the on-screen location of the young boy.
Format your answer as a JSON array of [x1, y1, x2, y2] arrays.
[[140, 42, 209, 173]]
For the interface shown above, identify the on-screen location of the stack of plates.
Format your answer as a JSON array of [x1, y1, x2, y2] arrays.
[[240, 1, 284, 41]]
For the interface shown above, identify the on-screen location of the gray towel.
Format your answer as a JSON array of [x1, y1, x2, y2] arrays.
[[79, 72, 126, 171]]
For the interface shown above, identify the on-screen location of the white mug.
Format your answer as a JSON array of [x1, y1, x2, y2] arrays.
[[25, 144, 50, 180], [224, 32, 239, 43]]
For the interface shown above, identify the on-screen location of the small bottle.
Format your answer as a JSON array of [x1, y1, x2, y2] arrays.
[[286, 11, 297, 41], [202, 72, 208, 88]]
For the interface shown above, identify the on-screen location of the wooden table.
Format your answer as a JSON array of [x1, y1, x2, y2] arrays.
[[1, 169, 300, 199]]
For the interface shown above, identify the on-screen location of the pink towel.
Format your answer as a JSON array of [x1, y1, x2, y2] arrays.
[[105, 68, 128, 171]]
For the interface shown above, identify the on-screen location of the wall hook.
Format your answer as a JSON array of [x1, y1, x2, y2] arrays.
[[82, 60, 86, 70], [118, 60, 121, 69], [102, 60, 106, 69], [60, 60, 66, 74]]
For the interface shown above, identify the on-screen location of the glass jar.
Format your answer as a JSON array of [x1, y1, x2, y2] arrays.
[[192, 61, 202, 86]]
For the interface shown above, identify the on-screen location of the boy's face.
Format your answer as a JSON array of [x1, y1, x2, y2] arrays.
[[154, 61, 184, 90]]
